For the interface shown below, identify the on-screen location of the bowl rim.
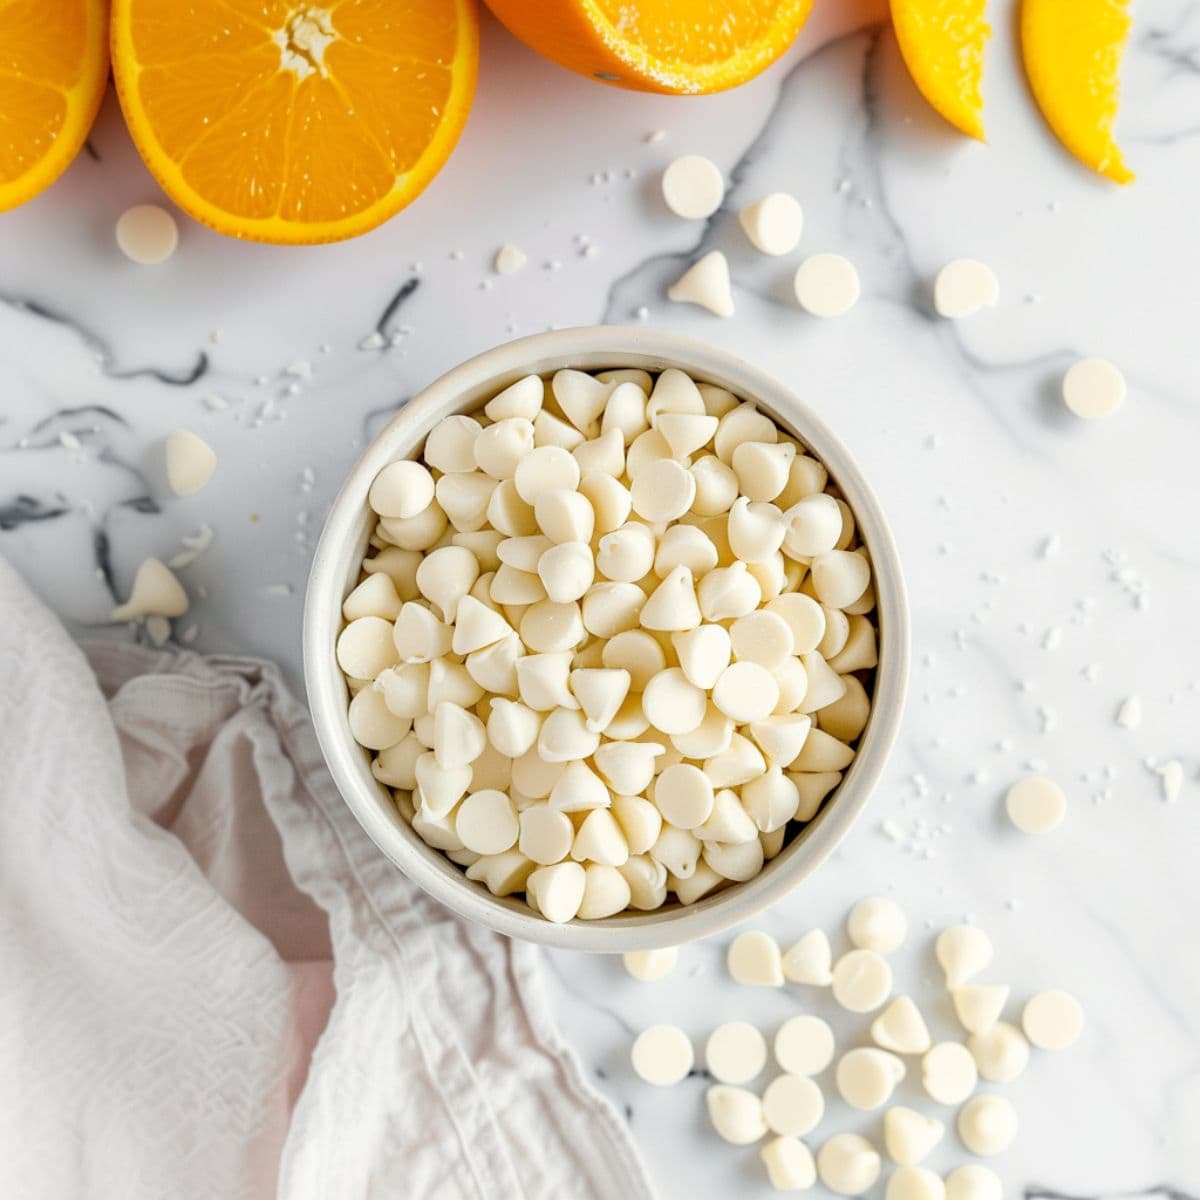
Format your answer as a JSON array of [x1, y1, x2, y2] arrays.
[[303, 326, 909, 951]]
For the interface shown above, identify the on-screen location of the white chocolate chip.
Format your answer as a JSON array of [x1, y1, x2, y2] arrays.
[[1005, 775, 1066, 833], [518, 804, 574, 865], [111, 557, 189, 623], [728, 498, 786, 563], [836, 1047, 905, 1110], [713, 661, 779, 723], [630, 458, 697, 523], [348, 687, 410, 750], [164, 429, 216, 496], [945, 1165, 1003, 1200], [337, 616, 400, 680], [732, 440, 796, 502], [811, 549, 871, 609], [570, 667, 631, 733], [578, 862, 632, 918], [549, 759, 611, 812], [749, 714, 812, 769], [781, 930, 833, 986], [730, 610, 794, 669], [418, 546, 480, 621], [642, 667, 707, 735], [728, 930, 784, 987], [706, 1020, 768, 1084], [831, 949, 892, 1013], [933, 258, 999, 318], [623, 946, 679, 981], [595, 740, 664, 797], [883, 1106, 944, 1167], [739, 192, 803, 256], [661, 154, 724, 219], [667, 251, 735, 318], [343, 574, 403, 622], [414, 751, 472, 817], [115, 204, 178, 264], [514, 444, 580, 505], [553, 368, 612, 431], [704, 732, 767, 788], [537, 542, 594, 604], [957, 1093, 1018, 1157], [655, 525, 719, 578], [847, 896, 908, 954], [936, 925, 994, 989], [968, 1021, 1030, 1082], [1022, 989, 1084, 1049], [691, 455, 740, 515], [433, 701, 486, 769], [1062, 357, 1126, 419], [886, 1165, 947, 1200], [871, 995, 932, 1055], [706, 1085, 768, 1144], [762, 1073, 824, 1136], [571, 807, 629, 867], [774, 1014, 835, 1075], [794, 253, 860, 317], [952, 984, 1009, 1036], [455, 789, 518, 854], [632, 1024, 694, 1085], [485, 374, 543, 422], [640, 565, 702, 632], [921, 1042, 978, 1105], [698, 561, 762, 621], [655, 763, 715, 829], [526, 860, 586, 923], [538, 707, 600, 763], [424, 415, 482, 474], [760, 1136, 817, 1191], [493, 244, 527, 275], [783, 493, 842, 558], [741, 767, 800, 832], [816, 1133, 881, 1196]]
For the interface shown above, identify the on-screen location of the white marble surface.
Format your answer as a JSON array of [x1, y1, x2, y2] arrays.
[[3, 1, 1199, 1195]]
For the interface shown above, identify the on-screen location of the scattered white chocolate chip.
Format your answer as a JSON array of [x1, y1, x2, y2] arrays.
[[794, 253, 860, 317], [111, 557, 189, 623], [493, 244, 527, 275], [936, 925, 994, 989], [164, 429, 216, 496], [1062, 357, 1126, 419], [816, 1133, 881, 1196], [871, 995, 932, 1054], [957, 1093, 1018, 1156], [847, 896, 907, 954], [760, 1136, 817, 1191], [933, 259, 999, 319], [116, 204, 179, 264], [1005, 775, 1066, 833], [951, 984, 1009, 1036], [944, 1164, 1003, 1200], [739, 192, 804, 256], [831, 949, 893, 1013], [706, 1021, 768, 1084], [781, 929, 834, 986], [667, 251, 735, 318], [622, 946, 679, 983], [774, 1014, 835, 1076], [921, 1042, 978, 1105], [968, 1021, 1030, 1083], [661, 154, 725, 219], [706, 1084, 768, 1144], [886, 1165, 946, 1200], [632, 1024, 694, 1086], [836, 1046, 906, 1110], [883, 1106, 944, 1166], [1022, 989, 1084, 1049], [762, 1073, 824, 1136], [728, 930, 784, 987]]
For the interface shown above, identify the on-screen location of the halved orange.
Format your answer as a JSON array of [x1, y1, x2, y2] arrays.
[[111, 0, 479, 243], [0, 0, 110, 213], [1021, 0, 1133, 184], [891, 0, 990, 141], [483, 0, 813, 95]]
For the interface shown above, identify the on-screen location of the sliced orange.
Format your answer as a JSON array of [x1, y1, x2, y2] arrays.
[[0, 0, 110, 213], [483, 0, 813, 95], [111, 0, 478, 243], [891, 0, 990, 141], [1021, 0, 1133, 184]]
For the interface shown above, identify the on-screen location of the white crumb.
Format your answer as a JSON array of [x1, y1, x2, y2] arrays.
[[1116, 696, 1143, 730]]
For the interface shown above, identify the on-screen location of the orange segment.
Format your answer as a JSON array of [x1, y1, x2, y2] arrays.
[[0, 0, 110, 213], [111, 0, 478, 243], [890, 0, 990, 141], [1021, 0, 1133, 184], [483, 0, 813, 95]]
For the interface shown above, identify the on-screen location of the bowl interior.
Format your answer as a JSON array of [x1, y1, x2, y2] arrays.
[[304, 328, 909, 951]]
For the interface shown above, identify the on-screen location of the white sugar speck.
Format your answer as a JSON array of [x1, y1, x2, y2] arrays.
[[1116, 695, 1142, 729]]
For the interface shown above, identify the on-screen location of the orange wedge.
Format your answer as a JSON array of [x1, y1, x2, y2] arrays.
[[890, 0, 990, 141], [111, 0, 478, 244], [0, 0, 110, 213], [1021, 0, 1133, 184], [483, 0, 813, 95]]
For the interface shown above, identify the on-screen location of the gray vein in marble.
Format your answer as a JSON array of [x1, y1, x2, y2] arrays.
[[0, 496, 69, 532], [375, 277, 421, 336], [0, 291, 208, 385]]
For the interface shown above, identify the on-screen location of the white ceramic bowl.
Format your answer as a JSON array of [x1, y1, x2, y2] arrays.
[[304, 327, 909, 951]]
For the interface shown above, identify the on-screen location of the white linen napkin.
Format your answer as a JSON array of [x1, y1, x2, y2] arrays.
[[0, 556, 654, 1200]]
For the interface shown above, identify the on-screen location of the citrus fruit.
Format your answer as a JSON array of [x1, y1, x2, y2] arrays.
[[1021, 0, 1133, 184], [483, 0, 813, 95], [111, 0, 479, 243], [0, 0, 110, 213], [890, 0, 990, 141]]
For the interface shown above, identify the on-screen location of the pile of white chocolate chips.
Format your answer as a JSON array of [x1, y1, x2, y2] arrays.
[[335, 366, 880, 922]]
